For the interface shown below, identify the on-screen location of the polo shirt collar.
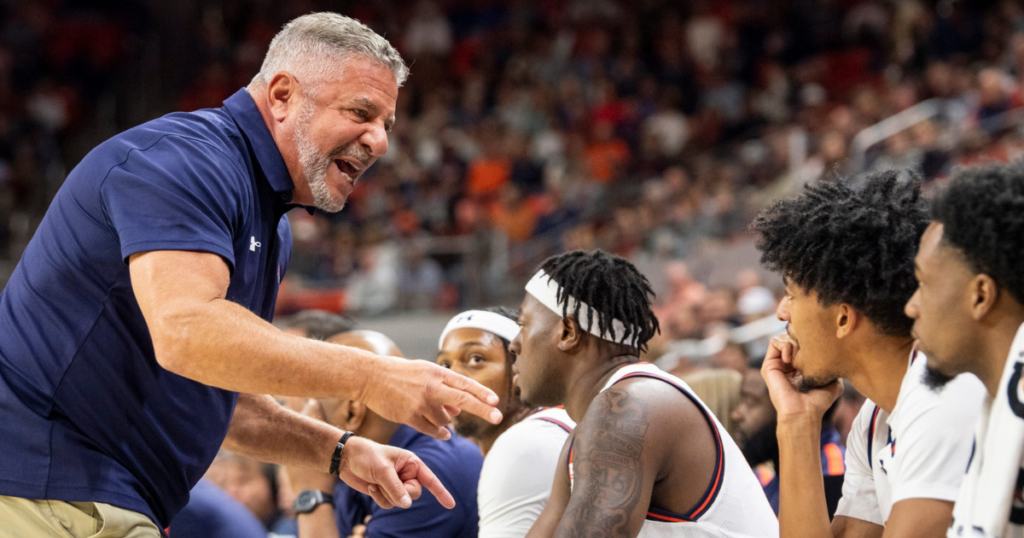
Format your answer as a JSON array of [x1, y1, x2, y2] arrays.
[[223, 89, 294, 195]]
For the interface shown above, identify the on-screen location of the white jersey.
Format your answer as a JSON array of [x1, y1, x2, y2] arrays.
[[835, 351, 985, 525], [477, 407, 575, 538], [948, 395, 1024, 538], [568, 362, 778, 538]]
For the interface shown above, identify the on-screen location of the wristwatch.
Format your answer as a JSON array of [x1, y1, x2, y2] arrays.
[[294, 489, 334, 514]]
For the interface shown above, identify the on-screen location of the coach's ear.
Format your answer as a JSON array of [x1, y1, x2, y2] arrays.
[[559, 315, 586, 352], [265, 71, 300, 123]]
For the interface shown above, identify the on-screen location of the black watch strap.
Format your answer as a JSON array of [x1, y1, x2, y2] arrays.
[[329, 431, 356, 476]]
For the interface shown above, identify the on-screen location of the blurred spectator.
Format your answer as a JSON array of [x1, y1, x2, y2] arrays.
[[491, 184, 538, 242], [833, 379, 868, 446], [398, 245, 445, 311], [731, 368, 846, 518], [680, 368, 742, 434], [6, 0, 1024, 330], [276, 310, 357, 340]]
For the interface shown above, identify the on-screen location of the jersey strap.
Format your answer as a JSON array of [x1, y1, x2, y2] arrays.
[[612, 371, 725, 523], [867, 405, 881, 470], [537, 417, 573, 433]]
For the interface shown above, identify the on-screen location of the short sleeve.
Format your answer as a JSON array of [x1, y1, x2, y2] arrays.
[[835, 403, 884, 525], [100, 135, 246, 270], [889, 374, 985, 504], [478, 420, 570, 538]]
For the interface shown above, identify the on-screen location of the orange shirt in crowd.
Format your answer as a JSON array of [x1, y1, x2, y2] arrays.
[[467, 158, 511, 196], [491, 201, 538, 242], [585, 140, 630, 183]]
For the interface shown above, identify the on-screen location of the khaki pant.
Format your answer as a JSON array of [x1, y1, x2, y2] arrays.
[[0, 496, 160, 538]]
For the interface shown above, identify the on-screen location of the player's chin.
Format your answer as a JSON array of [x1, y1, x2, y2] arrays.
[[798, 373, 838, 393], [451, 415, 484, 440]]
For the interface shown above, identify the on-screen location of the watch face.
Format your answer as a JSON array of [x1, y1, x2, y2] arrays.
[[295, 490, 320, 513]]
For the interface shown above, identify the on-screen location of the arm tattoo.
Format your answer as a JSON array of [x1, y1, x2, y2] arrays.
[[559, 387, 650, 538]]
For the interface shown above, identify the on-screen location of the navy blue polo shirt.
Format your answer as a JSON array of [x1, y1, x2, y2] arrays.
[[333, 426, 482, 538], [0, 89, 296, 527]]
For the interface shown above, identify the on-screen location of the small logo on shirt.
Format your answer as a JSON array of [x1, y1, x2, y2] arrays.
[[250, 236, 261, 252]]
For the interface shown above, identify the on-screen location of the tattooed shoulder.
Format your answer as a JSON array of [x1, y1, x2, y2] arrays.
[[559, 386, 653, 538]]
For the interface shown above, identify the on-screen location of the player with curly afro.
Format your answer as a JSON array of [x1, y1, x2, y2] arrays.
[[905, 161, 1024, 538], [752, 170, 985, 538]]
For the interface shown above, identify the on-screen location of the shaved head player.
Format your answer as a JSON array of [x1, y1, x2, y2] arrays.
[[0, 13, 500, 537], [516, 250, 778, 538]]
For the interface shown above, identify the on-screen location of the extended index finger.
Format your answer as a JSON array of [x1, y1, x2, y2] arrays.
[[440, 370, 502, 424], [402, 456, 455, 509]]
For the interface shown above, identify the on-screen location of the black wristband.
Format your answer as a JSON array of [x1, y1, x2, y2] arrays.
[[329, 431, 355, 476]]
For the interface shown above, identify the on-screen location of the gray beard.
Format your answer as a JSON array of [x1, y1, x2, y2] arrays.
[[295, 103, 345, 213]]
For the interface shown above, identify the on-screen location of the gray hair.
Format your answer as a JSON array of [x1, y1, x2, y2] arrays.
[[251, 12, 409, 93]]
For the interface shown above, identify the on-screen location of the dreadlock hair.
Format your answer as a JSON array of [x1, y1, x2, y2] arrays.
[[538, 250, 661, 353], [751, 169, 927, 338], [932, 160, 1024, 306]]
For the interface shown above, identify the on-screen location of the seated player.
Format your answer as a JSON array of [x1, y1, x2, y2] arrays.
[[276, 309, 357, 340], [904, 162, 1024, 537], [731, 368, 845, 517], [752, 170, 986, 538], [437, 307, 575, 537], [515, 250, 779, 538], [285, 330, 483, 538], [168, 478, 270, 538]]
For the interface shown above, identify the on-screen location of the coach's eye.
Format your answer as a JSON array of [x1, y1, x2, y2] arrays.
[[353, 109, 369, 120]]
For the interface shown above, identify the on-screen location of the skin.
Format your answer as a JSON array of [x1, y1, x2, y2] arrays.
[[513, 294, 716, 538], [437, 328, 529, 455], [761, 279, 953, 538], [731, 368, 777, 453], [905, 222, 1024, 397], [257, 57, 396, 211], [131, 56, 502, 513], [285, 331, 445, 538]]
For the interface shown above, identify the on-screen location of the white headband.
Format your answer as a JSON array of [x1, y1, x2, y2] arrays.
[[438, 310, 521, 349], [525, 269, 640, 347]]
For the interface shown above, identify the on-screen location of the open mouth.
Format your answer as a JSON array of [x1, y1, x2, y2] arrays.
[[334, 159, 360, 182]]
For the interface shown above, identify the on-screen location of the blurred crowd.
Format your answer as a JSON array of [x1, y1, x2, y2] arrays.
[[5, 0, 1024, 319]]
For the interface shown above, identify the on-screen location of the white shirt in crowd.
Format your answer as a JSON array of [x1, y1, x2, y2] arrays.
[[477, 407, 575, 538], [836, 351, 986, 525]]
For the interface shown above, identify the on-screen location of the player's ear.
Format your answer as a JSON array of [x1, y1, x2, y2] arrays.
[[559, 315, 585, 352], [345, 401, 368, 431], [970, 274, 999, 322], [835, 304, 858, 339]]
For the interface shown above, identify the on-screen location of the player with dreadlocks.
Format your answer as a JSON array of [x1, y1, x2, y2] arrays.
[[752, 170, 985, 538], [514, 250, 778, 538]]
